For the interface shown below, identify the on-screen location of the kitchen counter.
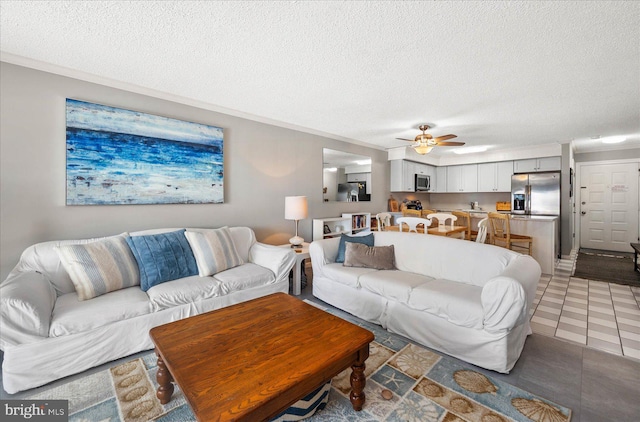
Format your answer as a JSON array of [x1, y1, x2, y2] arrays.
[[463, 212, 558, 275], [455, 210, 559, 221]]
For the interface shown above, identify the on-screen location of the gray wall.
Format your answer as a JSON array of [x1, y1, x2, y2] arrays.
[[0, 62, 388, 280], [575, 148, 640, 162]]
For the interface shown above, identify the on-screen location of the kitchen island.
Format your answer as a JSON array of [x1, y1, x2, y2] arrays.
[[468, 212, 559, 275], [383, 209, 558, 274]]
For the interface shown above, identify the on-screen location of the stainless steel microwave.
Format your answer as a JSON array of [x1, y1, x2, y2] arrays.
[[415, 174, 431, 192]]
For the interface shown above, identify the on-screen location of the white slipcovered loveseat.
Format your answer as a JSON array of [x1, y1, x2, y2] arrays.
[[0, 226, 295, 394], [309, 231, 541, 373]]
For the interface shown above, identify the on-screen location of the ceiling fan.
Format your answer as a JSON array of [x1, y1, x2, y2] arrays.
[[397, 124, 465, 154]]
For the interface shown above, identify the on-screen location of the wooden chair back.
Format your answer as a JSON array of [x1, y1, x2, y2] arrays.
[[426, 213, 457, 230], [376, 212, 392, 231], [420, 209, 438, 227], [402, 209, 421, 217], [451, 211, 471, 240], [396, 217, 431, 233], [487, 212, 532, 254], [487, 212, 510, 243]]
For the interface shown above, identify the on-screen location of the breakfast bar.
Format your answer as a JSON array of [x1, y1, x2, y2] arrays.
[[468, 213, 559, 274]]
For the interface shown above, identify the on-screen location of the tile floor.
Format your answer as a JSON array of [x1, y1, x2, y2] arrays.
[[530, 249, 640, 360]]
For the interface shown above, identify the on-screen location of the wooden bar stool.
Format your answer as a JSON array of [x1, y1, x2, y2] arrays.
[[487, 212, 533, 255], [402, 209, 421, 217], [451, 211, 471, 240], [420, 209, 438, 228], [376, 212, 392, 231]]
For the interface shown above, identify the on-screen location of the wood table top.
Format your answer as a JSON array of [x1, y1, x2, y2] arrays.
[[149, 293, 374, 421], [386, 225, 468, 236]]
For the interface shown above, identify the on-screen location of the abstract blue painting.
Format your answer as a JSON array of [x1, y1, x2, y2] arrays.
[[66, 99, 224, 205]]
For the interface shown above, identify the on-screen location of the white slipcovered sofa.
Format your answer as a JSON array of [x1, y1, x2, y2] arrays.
[[0, 227, 295, 394], [309, 231, 541, 373]]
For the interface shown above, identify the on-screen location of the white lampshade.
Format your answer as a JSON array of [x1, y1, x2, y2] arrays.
[[284, 196, 308, 220], [285, 196, 308, 247]]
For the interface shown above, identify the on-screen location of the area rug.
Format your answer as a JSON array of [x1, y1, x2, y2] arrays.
[[573, 248, 640, 286], [25, 304, 572, 422]]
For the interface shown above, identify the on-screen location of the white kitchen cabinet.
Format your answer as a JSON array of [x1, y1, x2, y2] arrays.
[[514, 157, 561, 173], [346, 172, 366, 182], [346, 172, 372, 194], [424, 164, 436, 189], [390, 160, 405, 192], [537, 156, 562, 171], [447, 164, 478, 192], [477, 161, 513, 192], [434, 166, 447, 193], [390, 160, 417, 192]]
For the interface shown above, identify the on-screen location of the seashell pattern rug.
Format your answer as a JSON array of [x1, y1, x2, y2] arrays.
[[26, 302, 572, 422]]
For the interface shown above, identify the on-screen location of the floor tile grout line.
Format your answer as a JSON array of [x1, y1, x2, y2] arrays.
[[531, 248, 640, 357]]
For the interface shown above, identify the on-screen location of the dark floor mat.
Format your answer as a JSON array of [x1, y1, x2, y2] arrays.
[[573, 248, 640, 286]]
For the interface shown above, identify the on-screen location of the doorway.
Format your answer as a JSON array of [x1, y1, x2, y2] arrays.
[[578, 161, 639, 252]]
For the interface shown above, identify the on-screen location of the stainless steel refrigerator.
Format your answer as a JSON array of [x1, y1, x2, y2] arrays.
[[511, 172, 561, 215]]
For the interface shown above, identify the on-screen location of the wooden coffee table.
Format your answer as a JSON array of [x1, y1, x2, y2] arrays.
[[149, 293, 374, 421]]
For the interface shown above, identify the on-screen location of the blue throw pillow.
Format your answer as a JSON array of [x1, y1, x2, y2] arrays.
[[335, 233, 374, 263], [126, 229, 198, 291]]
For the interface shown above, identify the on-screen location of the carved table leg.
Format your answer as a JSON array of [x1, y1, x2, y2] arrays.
[[349, 362, 366, 411], [156, 351, 174, 404]]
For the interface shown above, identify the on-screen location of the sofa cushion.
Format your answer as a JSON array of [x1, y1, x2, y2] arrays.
[[49, 287, 152, 337], [335, 233, 374, 263], [185, 227, 244, 276], [373, 231, 517, 287], [146, 275, 221, 310], [358, 271, 433, 303], [126, 229, 198, 291], [321, 263, 378, 288], [214, 263, 276, 295], [407, 280, 484, 329], [55, 234, 140, 300], [344, 243, 395, 270]]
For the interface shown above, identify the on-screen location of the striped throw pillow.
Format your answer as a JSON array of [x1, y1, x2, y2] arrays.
[[56, 234, 140, 300], [184, 227, 244, 276]]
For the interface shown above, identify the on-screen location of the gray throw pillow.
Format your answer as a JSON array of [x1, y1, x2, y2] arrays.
[[343, 242, 395, 270]]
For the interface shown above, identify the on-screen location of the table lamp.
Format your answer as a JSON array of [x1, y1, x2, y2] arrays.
[[285, 196, 308, 248]]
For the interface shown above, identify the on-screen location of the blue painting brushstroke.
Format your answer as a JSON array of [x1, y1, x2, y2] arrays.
[[66, 99, 224, 205]]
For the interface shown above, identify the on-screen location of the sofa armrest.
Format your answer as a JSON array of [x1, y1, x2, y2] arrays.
[[248, 243, 296, 283], [499, 255, 541, 313], [309, 238, 340, 279], [0, 271, 56, 349], [481, 276, 528, 333]]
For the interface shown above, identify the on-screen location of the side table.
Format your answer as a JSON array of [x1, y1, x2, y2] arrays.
[[279, 242, 310, 295]]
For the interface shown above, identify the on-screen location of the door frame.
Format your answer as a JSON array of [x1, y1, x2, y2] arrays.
[[575, 158, 640, 251]]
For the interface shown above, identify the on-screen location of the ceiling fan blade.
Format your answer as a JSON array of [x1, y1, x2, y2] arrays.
[[433, 134, 457, 142], [396, 137, 416, 142], [435, 141, 466, 146]]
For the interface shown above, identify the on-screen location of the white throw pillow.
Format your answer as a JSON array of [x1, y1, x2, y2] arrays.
[[56, 234, 140, 300], [184, 227, 244, 276]]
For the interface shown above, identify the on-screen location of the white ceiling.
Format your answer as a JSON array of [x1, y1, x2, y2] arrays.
[[1, 1, 639, 155]]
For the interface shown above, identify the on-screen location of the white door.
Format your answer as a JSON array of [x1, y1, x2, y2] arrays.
[[579, 162, 638, 252]]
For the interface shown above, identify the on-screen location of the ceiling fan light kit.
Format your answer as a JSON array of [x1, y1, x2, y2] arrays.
[[396, 124, 465, 155], [414, 144, 434, 155]]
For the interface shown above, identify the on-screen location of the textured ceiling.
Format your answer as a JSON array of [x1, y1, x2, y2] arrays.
[[1, 1, 639, 155]]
